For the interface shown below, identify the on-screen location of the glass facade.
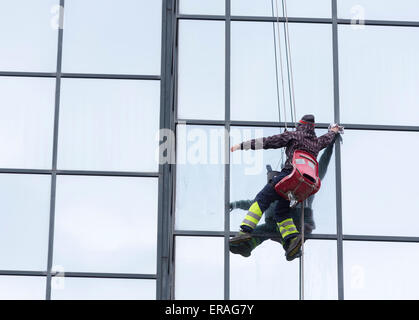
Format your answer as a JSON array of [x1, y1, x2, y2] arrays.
[[0, 0, 418, 300]]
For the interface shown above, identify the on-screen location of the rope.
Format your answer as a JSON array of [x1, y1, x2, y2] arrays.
[[270, 2, 304, 295], [281, 0, 298, 129], [271, 0, 287, 169], [300, 200, 305, 300]]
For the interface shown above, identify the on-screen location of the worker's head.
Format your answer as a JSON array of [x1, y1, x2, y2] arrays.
[[298, 114, 315, 127], [296, 114, 316, 132]]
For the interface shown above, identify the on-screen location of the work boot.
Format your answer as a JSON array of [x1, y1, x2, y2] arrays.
[[229, 231, 252, 245], [229, 242, 251, 258], [284, 234, 303, 261]]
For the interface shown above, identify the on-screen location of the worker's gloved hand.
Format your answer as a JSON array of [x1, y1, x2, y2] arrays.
[[329, 123, 344, 134]]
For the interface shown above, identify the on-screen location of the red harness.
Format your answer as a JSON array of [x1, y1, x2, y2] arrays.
[[275, 150, 321, 204]]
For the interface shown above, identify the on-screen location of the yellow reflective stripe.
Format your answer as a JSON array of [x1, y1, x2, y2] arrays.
[[278, 218, 299, 239], [244, 215, 259, 225], [279, 227, 299, 238], [278, 218, 294, 228], [248, 202, 263, 217]]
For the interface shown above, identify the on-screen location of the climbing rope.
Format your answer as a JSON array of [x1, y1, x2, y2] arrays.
[[272, 0, 305, 300], [281, 0, 298, 129], [271, 0, 286, 169], [300, 200, 305, 300]]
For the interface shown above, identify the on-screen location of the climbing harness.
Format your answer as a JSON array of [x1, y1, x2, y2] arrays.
[[274, 150, 321, 207]]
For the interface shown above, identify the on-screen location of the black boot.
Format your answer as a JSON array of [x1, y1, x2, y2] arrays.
[[229, 230, 252, 245], [284, 234, 303, 261]]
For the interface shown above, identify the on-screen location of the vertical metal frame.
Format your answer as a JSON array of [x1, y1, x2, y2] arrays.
[[157, 0, 177, 300], [223, 0, 232, 300], [331, 0, 344, 300], [45, 0, 65, 300]]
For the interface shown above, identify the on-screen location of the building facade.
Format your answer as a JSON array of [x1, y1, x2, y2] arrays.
[[1, 0, 418, 300]]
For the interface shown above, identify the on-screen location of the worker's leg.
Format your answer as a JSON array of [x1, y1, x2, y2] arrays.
[[274, 194, 302, 261], [230, 170, 290, 244], [229, 221, 277, 257]]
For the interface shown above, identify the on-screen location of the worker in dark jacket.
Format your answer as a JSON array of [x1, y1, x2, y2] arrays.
[[229, 114, 340, 261], [229, 136, 337, 258]]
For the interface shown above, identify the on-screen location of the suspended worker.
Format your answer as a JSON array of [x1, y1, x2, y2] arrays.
[[230, 114, 341, 261], [229, 136, 337, 258]]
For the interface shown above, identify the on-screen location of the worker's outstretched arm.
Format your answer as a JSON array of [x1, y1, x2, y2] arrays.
[[231, 131, 292, 152], [317, 126, 339, 150]]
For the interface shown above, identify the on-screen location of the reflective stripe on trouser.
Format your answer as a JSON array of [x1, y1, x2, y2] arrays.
[[277, 218, 299, 240], [240, 201, 263, 230]]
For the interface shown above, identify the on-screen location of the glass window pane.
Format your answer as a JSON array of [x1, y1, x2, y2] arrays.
[[230, 127, 336, 234], [52, 278, 155, 300], [344, 241, 419, 300], [338, 0, 419, 21], [341, 130, 419, 236], [175, 237, 224, 300], [0, 174, 50, 271], [58, 79, 160, 172], [62, 0, 162, 75], [0, 276, 46, 300], [0, 0, 58, 72], [304, 240, 338, 300], [231, 0, 331, 18], [175, 125, 225, 231], [231, 22, 334, 123], [177, 20, 225, 120], [0, 77, 55, 169], [230, 241, 299, 300], [179, 0, 225, 15], [339, 25, 419, 126], [53, 176, 158, 274]]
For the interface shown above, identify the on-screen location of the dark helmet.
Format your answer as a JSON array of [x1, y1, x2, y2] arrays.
[[298, 114, 315, 127]]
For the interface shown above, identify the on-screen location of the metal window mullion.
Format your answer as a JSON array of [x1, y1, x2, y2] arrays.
[[156, 0, 176, 300], [45, 0, 65, 301], [224, 0, 231, 301], [332, 0, 344, 301]]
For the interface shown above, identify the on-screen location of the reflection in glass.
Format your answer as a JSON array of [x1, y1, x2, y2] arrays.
[[0, 0, 58, 72], [0, 77, 55, 169], [341, 130, 419, 237], [0, 276, 46, 300], [230, 240, 299, 300], [304, 240, 338, 300], [62, 0, 162, 75], [344, 241, 419, 300], [0, 174, 50, 271], [231, 22, 333, 123], [175, 125, 225, 231], [231, 0, 331, 18], [178, 20, 225, 120], [339, 25, 419, 126], [179, 0, 225, 15], [229, 127, 336, 235], [58, 78, 160, 172], [53, 176, 158, 274], [51, 278, 156, 300], [338, 0, 419, 21], [175, 237, 224, 300]]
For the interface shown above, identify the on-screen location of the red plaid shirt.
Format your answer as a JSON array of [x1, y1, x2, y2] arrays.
[[240, 124, 337, 170]]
